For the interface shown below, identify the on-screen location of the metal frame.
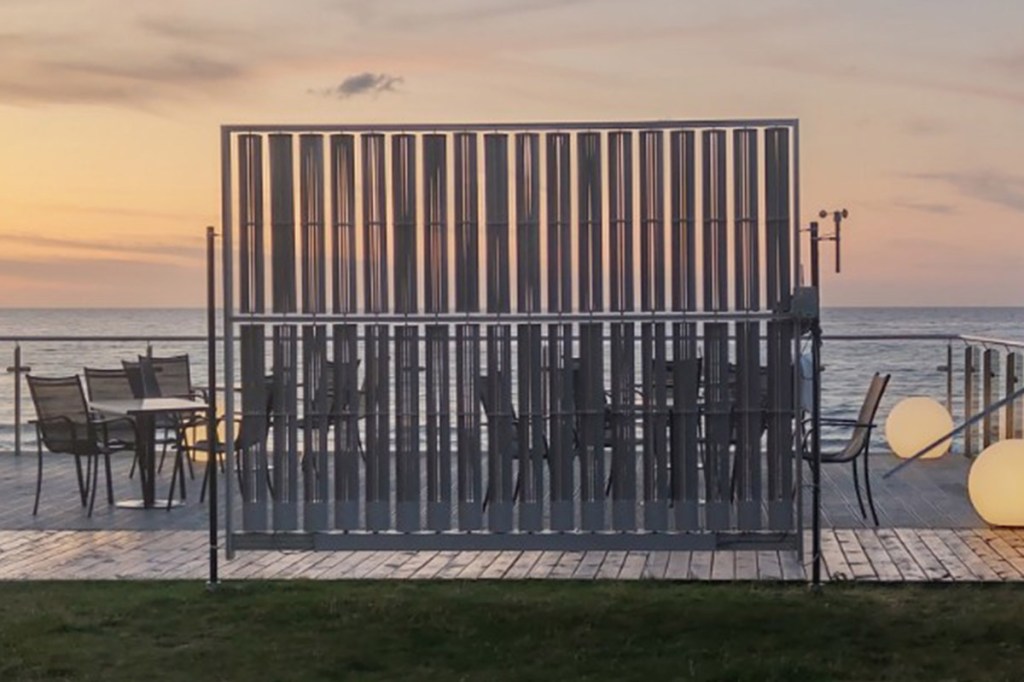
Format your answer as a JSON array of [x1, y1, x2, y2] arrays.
[[228, 120, 806, 554]]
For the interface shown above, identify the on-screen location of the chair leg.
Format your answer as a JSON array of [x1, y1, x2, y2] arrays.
[[74, 454, 87, 507], [33, 443, 44, 516], [862, 449, 880, 527], [104, 453, 114, 504], [129, 451, 138, 479], [87, 455, 99, 517], [850, 459, 867, 519]]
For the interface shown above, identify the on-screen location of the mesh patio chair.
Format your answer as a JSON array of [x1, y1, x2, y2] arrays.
[[803, 372, 891, 526], [185, 375, 276, 504], [27, 375, 133, 516], [83, 367, 137, 452], [478, 372, 548, 509]]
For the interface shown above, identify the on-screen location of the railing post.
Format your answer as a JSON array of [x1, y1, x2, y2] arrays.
[[964, 345, 975, 456], [1006, 352, 1018, 440], [945, 342, 953, 416], [983, 348, 996, 450], [6, 345, 30, 456]]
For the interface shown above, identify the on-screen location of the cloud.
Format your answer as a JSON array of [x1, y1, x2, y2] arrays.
[[910, 170, 1024, 214], [892, 199, 957, 215], [901, 117, 946, 137], [311, 72, 403, 99], [0, 232, 203, 263]]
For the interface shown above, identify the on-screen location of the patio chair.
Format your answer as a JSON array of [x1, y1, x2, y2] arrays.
[[478, 372, 547, 509], [186, 375, 276, 504], [82, 367, 138, 452], [27, 375, 133, 516], [803, 372, 890, 526]]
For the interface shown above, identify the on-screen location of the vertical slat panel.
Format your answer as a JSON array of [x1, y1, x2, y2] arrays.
[[454, 133, 482, 530], [302, 324, 329, 531], [330, 134, 357, 314], [424, 134, 451, 530], [269, 134, 297, 314], [239, 324, 267, 531], [484, 133, 514, 531], [546, 132, 574, 531], [238, 134, 264, 314], [733, 129, 762, 530], [609, 131, 636, 530], [271, 324, 299, 530], [393, 134, 420, 530], [1006, 352, 1019, 440], [330, 134, 360, 530], [300, 134, 326, 314], [703, 324, 731, 530], [577, 131, 605, 531], [515, 133, 543, 531], [669, 130, 699, 530], [332, 324, 360, 529], [363, 134, 389, 314], [365, 324, 391, 529], [765, 126, 795, 530], [702, 130, 728, 312], [639, 130, 667, 531], [701, 129, 730, 530]]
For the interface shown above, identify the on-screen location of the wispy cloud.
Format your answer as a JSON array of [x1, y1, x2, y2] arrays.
[[310, 72, 403, 99], [0, 232, 203, 262], [892, 199, 957, 215], [910, 170, 1024, 214]]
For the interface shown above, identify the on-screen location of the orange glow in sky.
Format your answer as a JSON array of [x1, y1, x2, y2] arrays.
[[0, 0, 1021, 307]]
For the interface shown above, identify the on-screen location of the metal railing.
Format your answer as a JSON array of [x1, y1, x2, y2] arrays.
[[3, 331, 1021, 457]]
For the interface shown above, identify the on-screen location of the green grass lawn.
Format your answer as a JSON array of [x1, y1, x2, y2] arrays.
[[2, 581, 1024, 681]]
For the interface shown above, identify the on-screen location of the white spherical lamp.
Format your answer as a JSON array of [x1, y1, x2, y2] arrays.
[[885, 396, 953, 459], [968, 440, 1024, 527]]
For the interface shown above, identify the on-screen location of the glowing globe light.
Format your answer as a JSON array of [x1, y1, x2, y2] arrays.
[[968, 440, 1024, 527], [885, 397, 953, 459]]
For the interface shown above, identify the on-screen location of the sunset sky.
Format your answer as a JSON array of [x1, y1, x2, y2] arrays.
[[0, 0, 1021, 307]]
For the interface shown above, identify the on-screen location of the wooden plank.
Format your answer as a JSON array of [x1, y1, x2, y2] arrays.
[[778, 551, 805, 581], [855, 530, 904, 582], [364, 551, 418, 579], [388, 551, 438, 579], [958, 530, 1021, 581], [503, 551, 542, 579], [916, 529, 975, 581], [935, 529, 1000, 581], [572, 551, 607, 580], [479, 551, 521, 580], [833, 529, 877, 581], [618, 552, 648, 580], [411, 551, 457, 580], [435, 551, 479, 579], [663, 552, 692, 580], [643, 551, 671, 580], [871, 530, 926, 581], [687, 551, 713, 580], [457, 551, 500, 580], [595, 551, 627, 580], [979, 530, 1024, 577], [734, 551, 758, 581], [819, 529, 851, 581], [527, 552, 563, 579], [892, 529, 950, 582], [755, 551, 783, 581], [548, 552, 585, 579]]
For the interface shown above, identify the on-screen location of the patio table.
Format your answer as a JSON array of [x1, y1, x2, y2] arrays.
[[90, 397, 208, 509]]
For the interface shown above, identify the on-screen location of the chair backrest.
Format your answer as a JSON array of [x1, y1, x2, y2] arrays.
[[841, 372, 891, 458], [142, 354, 192, 398], [83, 367, 134, 402], [236, 375, 276, 449], [27, 375, 94, 455], [122, 359, 161, 398]]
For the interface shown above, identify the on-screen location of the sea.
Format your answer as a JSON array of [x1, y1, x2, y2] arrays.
[[0, 307, 1020, 452]]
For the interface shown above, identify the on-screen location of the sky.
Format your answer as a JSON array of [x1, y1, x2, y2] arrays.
[[0, 0, 1022, 307]]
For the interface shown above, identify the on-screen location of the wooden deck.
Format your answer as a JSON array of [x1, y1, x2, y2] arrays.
[[0, 448, 1011, 582], [3, 528, 1024, 581]]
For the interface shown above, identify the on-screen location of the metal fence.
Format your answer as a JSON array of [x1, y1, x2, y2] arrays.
[[218, 119, 806, 553]]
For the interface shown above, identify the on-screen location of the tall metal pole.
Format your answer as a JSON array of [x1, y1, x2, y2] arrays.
[[809, 221, 823, 588], [206, 226, 219, 589]]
